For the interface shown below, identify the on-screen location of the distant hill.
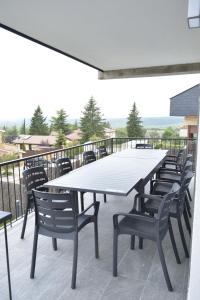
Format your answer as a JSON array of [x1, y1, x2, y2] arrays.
[[107, 117, 184, 129], [0, 117, 183, 129]]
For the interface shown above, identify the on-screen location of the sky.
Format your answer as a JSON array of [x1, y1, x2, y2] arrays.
[[0, 27, 200, 121]]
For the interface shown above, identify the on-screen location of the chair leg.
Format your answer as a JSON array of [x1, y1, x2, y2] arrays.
[[21, 201, 30, 239], [185, 195, 192, 218], [168, 219, 181, 264], [183, 208, 191, 236], [71, 233, 78, 289], [80, 192, 84, 212], [52, 238, 57, 251], [104, 194, 107, 203], [177, 216, 189, 258], [187, 188, 193, 202], [130, 235, 135, 250], [139, 237, 143, 249], [157, 240, 173, 292], [94, 219, 99, 258], [93, 193, 96, 203], [30, 227, 39, 279], [113, 229, 118, 277]]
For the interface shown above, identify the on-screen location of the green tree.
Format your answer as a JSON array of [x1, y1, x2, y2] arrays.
[[6, 125, 18, 136], [127, 102, 144, 137], [80, 97, 106, 142], [73, 120, 78, 130], [116, 127, 127, 138], [55, 130, 67, 148], [149, 129, 160, 139], [29, 105, 49, 135], [51, 109, 70, 134], [20, 119, 26, 134], [162, 127, 179, 139]]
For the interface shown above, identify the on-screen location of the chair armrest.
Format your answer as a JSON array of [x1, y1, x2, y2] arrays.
[[113, 212, 155, 228], [158, 169, 180, 177], [166, 154, 176, 159], [78, 201, 100, 217], [135, 193, 163, 201]]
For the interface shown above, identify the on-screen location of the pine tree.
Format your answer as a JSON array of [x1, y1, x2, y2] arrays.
[[20, 119, 26, 134], [80, 97, 106, 142], [127, 102, 144, 137], [51, 109, 70, 134], [29, 105, 49, 135], [6, 125, 18, 136], [55, 130, 67, 148]]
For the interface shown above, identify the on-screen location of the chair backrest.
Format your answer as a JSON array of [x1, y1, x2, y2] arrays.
[[55, 157, 72, 177], [32, 190, 78, 235], [176, 149, 185, 164], [83, 151, 96, 165], [156, 183, 179, 239], [23, 166, 48, 192], [176, 171, 193, 215], [136, 143, 153, 149], [180, 161, 193, 180], [98, 146, 108, 158]]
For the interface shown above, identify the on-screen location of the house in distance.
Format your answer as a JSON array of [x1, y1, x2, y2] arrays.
[[170, 84, 200, 139]]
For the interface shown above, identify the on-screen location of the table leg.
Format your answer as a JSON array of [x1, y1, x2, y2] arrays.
[[137, 180, 145, 250], [4, 222, 12, 300]]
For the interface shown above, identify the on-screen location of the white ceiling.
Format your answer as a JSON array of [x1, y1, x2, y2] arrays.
[[0, 0, 200, 75]]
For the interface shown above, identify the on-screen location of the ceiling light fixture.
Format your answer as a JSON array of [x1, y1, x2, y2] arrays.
[[188, 0, 200, 28]]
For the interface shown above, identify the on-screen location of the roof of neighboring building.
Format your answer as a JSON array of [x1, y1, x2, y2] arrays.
[[66, 129, 82, 142], [12, 135, 57, 146], [170, 84, 200, 116], [0, 144, 19, 156]]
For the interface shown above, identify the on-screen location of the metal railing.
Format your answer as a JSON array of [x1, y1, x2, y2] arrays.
[[0, 137, 196, 224]]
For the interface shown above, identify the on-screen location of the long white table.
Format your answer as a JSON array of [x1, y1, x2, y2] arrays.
[[44, 149, 168, 196]]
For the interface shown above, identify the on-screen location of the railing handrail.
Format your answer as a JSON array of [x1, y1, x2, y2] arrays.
[[0, 138, 112, 167]]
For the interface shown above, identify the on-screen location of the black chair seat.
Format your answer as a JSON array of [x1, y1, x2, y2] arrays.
[[118, 214, 156, 240], [145, 198, 177, 217], [153, 181, 174, 194]]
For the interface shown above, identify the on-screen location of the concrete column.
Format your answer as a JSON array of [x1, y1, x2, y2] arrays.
[[187, 97, 200, 300]]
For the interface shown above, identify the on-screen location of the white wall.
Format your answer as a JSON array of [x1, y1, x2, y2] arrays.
[[187, 98, 200, 300]]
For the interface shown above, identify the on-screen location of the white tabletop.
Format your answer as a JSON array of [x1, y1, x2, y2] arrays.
[[45, 149, 168, 196]]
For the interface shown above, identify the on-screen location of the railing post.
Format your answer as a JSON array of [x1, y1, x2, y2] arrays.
[[110, 138, 114, 154]]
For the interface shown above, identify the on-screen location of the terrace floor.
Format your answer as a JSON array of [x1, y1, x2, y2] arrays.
[[0, 187, 192, 300]]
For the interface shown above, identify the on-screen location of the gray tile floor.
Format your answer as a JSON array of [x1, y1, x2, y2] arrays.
[[0, 189, 191, 300]]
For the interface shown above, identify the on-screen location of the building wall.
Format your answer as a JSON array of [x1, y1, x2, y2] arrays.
[[183, 116, 198, 126], [188, 100, 200, 300]]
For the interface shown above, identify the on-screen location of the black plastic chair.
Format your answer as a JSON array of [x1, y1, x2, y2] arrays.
[[98, 146, 108, 158], [155, 159, 193, 218], [143, 171, 193, 259], [135, 143, 153, 149], [163, 149, 184, 169], [83, 151, 96, 165], [21, 166, 48, 239], [159, 154, 192, 175], [113, 183, 179, 291], [55, 157, 73, 177], [30, 189, 100, 289]]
